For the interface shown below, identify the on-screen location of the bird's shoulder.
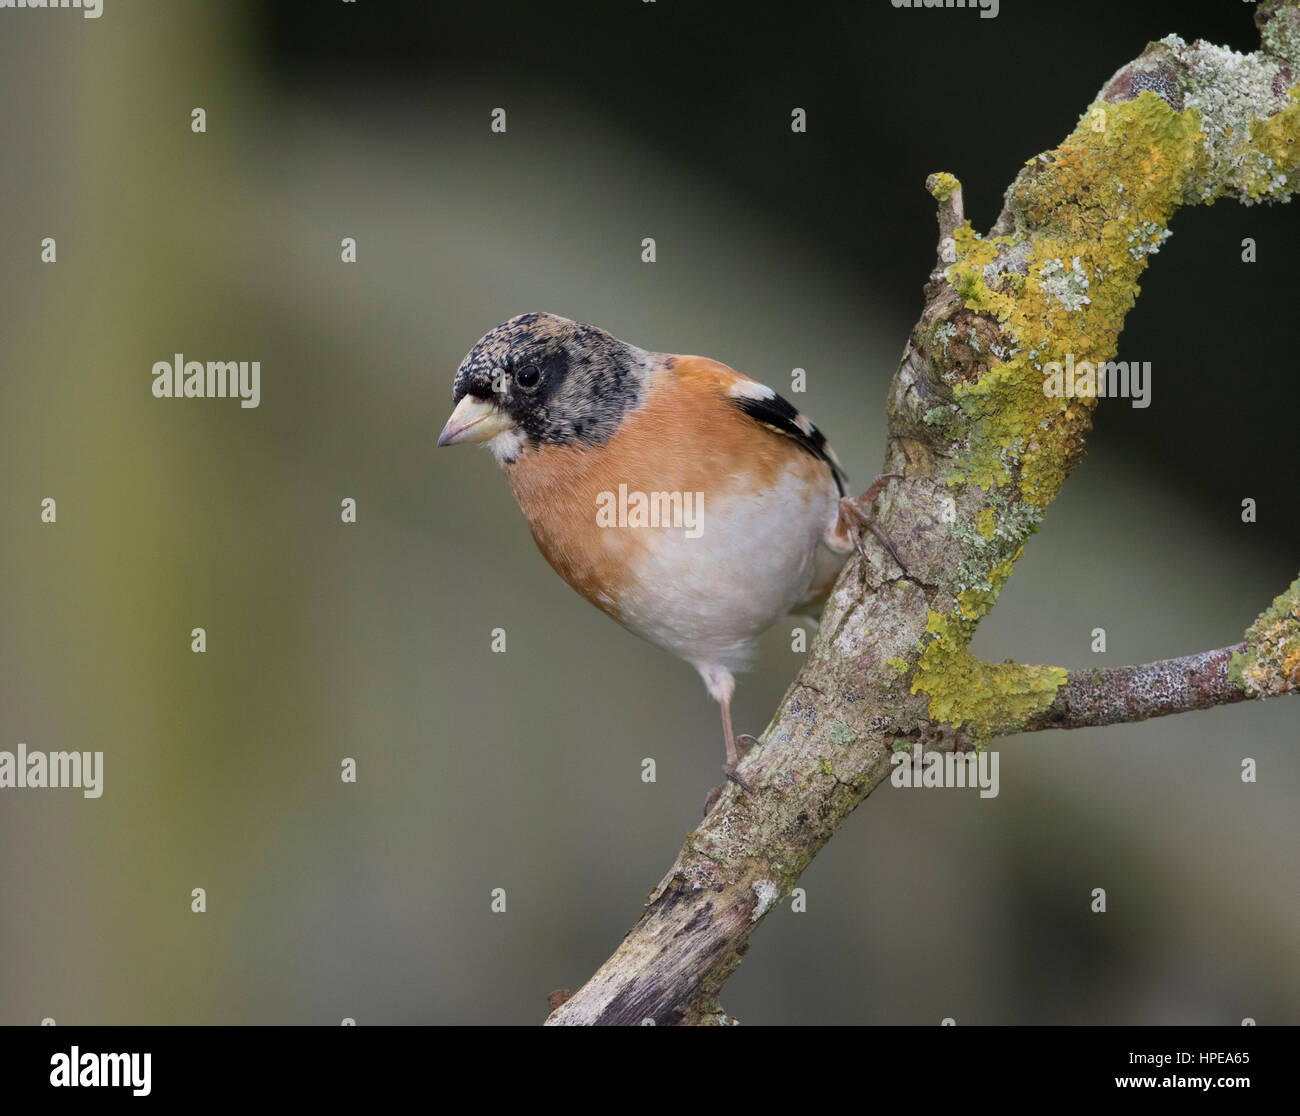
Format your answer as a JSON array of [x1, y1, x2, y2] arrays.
[[660, 355, 848, 496]]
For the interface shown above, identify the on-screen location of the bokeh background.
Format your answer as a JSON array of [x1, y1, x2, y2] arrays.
[[1, 0, 1296, 1025]]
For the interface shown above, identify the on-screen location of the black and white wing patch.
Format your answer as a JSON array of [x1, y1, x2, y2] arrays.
[[728, 380, 849, 496]]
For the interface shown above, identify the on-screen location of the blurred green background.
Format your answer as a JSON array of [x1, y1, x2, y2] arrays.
[[1, 0, 1295, 1025]]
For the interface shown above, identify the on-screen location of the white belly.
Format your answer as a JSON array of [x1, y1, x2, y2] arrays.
[[610, 469, 843, 672]]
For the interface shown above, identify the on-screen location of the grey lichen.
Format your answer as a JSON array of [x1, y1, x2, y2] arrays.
[[933, 321, 959, 359], [750, 880, 780, 922], [923, 404, 958, 427], [1259, 3, 1300, 67], [1038, 256, 1091, 311], [1127, 220, 1173, 259], [950, 486, 1043, 595], [1159, 34, 1297, 202], [1239, 153, 1289, 205]]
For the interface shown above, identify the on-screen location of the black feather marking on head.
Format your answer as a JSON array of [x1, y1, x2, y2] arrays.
[[732, 391, 849, 496], [451, 313, 644, 454]]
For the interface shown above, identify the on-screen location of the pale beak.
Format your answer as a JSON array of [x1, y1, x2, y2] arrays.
[[437, 395, 516, 446]]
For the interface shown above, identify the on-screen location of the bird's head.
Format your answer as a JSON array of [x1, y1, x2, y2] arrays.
[[438, 312, 647, 463]]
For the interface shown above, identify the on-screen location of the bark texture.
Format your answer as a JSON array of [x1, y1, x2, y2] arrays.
[[546, 2, 1300, 1026]]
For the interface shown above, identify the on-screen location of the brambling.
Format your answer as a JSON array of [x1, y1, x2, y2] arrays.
[[439, 312, 903, 802]]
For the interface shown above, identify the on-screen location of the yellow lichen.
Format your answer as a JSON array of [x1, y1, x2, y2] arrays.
[[1231, 577, 1300, 696], [910, 79, 1299, 731], [928, 171, 961, 202], [910, 551, 1068, 733], [912, 613, 1068, 738], [943, 93, 1207, 504]]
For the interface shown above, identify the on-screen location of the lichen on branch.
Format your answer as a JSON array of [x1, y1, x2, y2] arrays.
[[548, 2, 1300, 1027], [1231, 578, 1300, 698], [904, 26, 1300, 734]]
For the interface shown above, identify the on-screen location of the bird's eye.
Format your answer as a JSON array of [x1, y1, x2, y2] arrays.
[[516, 364, 541, 390]]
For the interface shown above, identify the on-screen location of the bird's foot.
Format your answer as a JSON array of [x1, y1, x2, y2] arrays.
[[722, 762, 753, 793], [839, 473, 907, 574], [703, 755, 758, 816]]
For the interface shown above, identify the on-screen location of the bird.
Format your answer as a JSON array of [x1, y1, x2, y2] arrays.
[[438, 312, 903, 806]]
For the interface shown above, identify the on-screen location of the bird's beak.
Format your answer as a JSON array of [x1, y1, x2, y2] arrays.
[[437, 395, 516, 446]]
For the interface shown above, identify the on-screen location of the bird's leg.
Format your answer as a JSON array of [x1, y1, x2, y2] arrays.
[[697, 662, 755, 814], [704, 695, 756, 815], [719, 696, 754, 793], [839, 472, 907, 573]]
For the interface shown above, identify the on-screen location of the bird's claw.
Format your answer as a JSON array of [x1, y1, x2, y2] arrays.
[[722, 762, 753, 793], [840, 473, 908, 575], [704, 765, 753, 816]]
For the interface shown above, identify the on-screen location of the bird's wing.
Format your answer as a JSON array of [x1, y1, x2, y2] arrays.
[[668, 355, 849, 496]]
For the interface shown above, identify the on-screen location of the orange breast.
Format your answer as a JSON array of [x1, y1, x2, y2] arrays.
[[504, 355, 825, 621]]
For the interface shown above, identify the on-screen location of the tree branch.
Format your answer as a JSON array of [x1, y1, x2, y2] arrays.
[[546, 1, 1300, 1026], [990, 575, 1300, 734], [1015, 644, 1251, 732]]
